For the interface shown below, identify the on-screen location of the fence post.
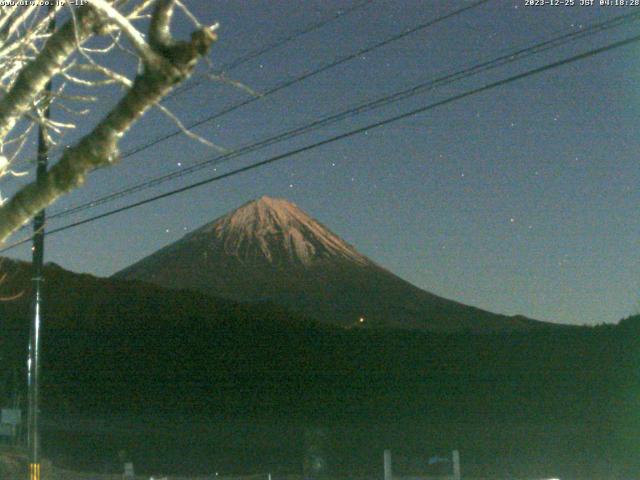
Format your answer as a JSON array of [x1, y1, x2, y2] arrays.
[[384, 449, 392, 480], [452, 450, 460, 480], [303, 427, 327, 480]]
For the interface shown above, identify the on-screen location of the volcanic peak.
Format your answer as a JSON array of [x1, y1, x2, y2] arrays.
[[186, 196, 371, 267]]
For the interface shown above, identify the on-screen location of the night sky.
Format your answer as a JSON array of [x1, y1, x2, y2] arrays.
[[3, 0, 640, 326]]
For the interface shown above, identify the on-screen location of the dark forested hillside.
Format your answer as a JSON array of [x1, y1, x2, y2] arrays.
[[0, 258, 638, 478]]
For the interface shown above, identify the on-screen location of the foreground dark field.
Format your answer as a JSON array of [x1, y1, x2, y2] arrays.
[[3, 315, 638, 480]]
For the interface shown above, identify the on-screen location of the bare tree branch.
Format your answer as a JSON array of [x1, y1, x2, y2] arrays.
[[0, 1, 218, 242], [89, 0, 164, 67], [0, 6, 100, 145]]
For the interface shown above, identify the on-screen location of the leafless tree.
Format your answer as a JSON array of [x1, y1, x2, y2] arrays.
[[0, 0, 218, 243]]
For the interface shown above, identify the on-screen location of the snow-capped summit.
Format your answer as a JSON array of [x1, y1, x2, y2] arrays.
[[185, 196, 370, 267], [115, 196, 551, 332]]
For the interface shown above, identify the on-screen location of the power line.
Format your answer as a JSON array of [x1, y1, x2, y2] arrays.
[[20, 0, 488, 170], [9, 0, 376, 171], [42, 0, 491, 219], [224, 1, 375, 71], [45, 8, 640, 222], [117, 0, 492, 159], [168, 0, 376, 99], [2, 0, 495, 243], [3, 30, 638, 253]]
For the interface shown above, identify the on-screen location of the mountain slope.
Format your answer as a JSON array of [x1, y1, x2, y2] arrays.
[[115, 196, 555, 332]]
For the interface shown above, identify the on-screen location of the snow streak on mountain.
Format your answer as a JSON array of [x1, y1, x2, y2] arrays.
[[187, 196, 371, 267]]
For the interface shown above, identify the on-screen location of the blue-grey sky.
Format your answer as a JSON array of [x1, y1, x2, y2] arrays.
[[4, 0, 640, 326]]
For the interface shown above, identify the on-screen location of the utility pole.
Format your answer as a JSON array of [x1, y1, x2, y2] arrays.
[[27, 5, 55, 480]]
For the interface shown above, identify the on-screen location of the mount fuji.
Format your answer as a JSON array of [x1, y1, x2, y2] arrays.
[[114, 196, 554, 332]]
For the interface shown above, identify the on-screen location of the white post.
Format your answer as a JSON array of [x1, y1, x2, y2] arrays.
[[384, 449, 392, 480], [123, 461, 135, 478], [452, 450, 460, 480]]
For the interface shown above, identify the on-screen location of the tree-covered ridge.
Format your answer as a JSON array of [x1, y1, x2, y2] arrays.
[[0, 259, 637, 478]]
